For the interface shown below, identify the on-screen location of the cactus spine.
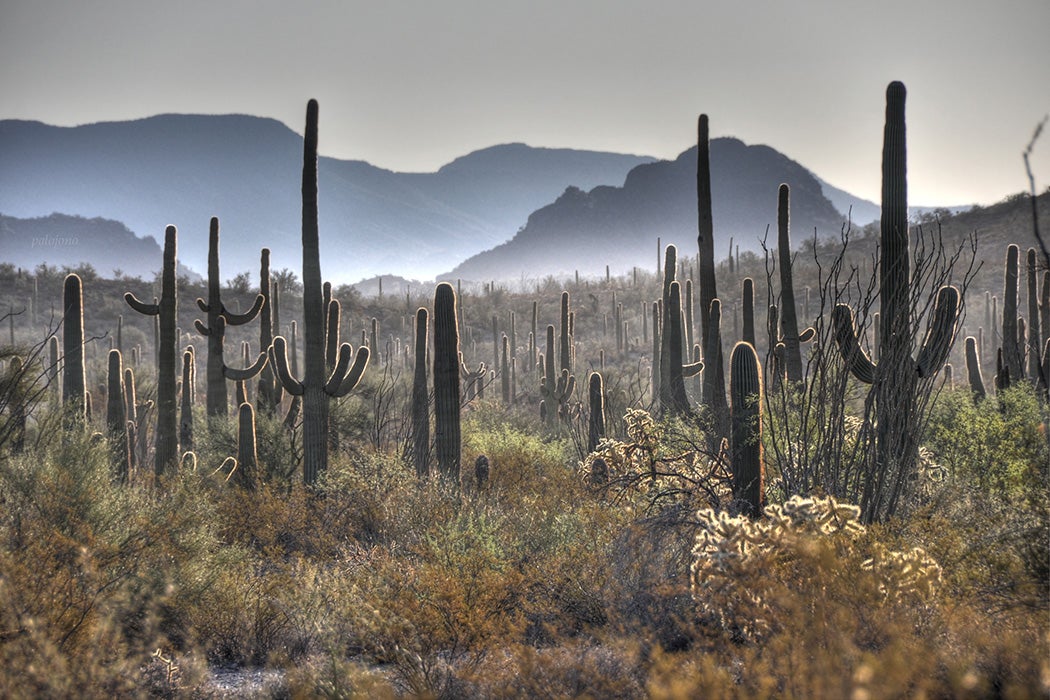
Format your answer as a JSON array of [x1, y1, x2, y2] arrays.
[[433, 282, 461, 484], [730, 341, 764, 517], [270, 100, 370, 484], [831, 82, 961, 521]]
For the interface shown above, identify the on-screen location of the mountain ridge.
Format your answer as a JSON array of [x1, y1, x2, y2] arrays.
[[0, 115, 654, 282]]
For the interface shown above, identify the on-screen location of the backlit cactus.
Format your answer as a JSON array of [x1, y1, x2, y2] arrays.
[[1001, 244, 1023, 380], [233, 402, 258, 491], [195, 217, 266, 418], [587, 371, 605, 454], [62, 273, 86, 424], [411, 307, 430, 478], [433, 282, 461, 484], [775, 184, 815, 385], [126, 226, 180, 477], [257, 248, 284, 414], [831, 82, 961, 521], [540, 324, 575, 425], [106, 349, 130, 483], [730, 341, 764, 518], [270, 100, 370, 484]]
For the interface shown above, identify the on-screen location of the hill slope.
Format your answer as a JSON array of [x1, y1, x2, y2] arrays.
[[446, 138, 847, 281], [0, 213, 163, 279]]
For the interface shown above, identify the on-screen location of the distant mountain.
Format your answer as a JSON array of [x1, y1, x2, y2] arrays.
[[0, 116, 654, 282], [813, 177, 881, 225], [446, 138, 848, 281], [0, 213, 163, 279]]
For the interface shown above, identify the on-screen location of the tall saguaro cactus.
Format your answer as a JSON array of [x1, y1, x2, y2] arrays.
[[831, 82, 961, 522], [411, 307, 430, 478], [62, 273, 86, 424], [776, 184, 815, 384], [126, 225, 180, 477], [195, 217, 266, 417], [696, 114, 719, 362], [433, 282, 461, 484], [106, 349, 131, 483], [587, 371, 605, 454], [270, 100, 370, 484], [257, 248, 284, 414]]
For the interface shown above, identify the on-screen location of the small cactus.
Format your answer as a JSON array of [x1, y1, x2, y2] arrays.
[[730, 341, 764, 518]]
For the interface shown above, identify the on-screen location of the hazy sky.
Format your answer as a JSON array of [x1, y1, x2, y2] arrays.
[[2, 0, 1048, 206]]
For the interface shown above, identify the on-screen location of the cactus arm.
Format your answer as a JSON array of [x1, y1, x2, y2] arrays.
[[223, 294, 264, 326], [964, 336, 986, 402], [799, 327, 816, 343], [915, 286, 961, 378], [324, 342, 354, 394], [832, 304, 876, 384], [682, 360, 704, 378], [196, 298, 211, 314], [224, 352, 268, 381], [194, 319, 212, 336], [270, 336, 305, 396], [327, 346, 369, 398], [125, 292, 159, 316]]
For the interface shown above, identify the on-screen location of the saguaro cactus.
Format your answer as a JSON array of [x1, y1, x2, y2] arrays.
[[106, 349, 130, 482], [180, 348, 195, 450], [587, 371, 605, 454], [433, 282, 461, 484], [539, 324, 575, 425], [663, 280, 704, 415], [270, 100, 370, 484], [559, 291, 572, 373], [1002, 245, 1023, 380], [126, 226, 180, 477], [195, 217, 266, 418], [62, 273, 86, 423], [233, 402, 258, 490], [776, 184, 815, 384], [411, 307, 430, 478], [831, 82, 961, 522], [696, 114, 719, 369], [257, 248, 284, 414], [1026, 248, 1042, 384], [964, 336, 986, 403], [730, 341, 764, 518]]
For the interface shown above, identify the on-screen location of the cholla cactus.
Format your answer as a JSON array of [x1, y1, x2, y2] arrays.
[[690, 494, 941, 640]]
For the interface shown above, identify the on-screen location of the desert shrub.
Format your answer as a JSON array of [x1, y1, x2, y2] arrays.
[[0, 432, 225, 696], [586, 408, 728, 514]]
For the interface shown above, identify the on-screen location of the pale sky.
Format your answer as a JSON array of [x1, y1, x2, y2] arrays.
[[2, 0, 1048, 206]]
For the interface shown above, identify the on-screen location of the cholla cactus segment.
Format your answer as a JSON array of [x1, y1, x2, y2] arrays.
[[691, 494, 941, 640]]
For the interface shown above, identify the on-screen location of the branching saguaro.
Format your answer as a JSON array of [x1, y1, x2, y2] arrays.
[[125, 225, 180, 478], [270, 100, 369, 485], [195, 217, 267, 418], [831, 82, 964, 522]]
